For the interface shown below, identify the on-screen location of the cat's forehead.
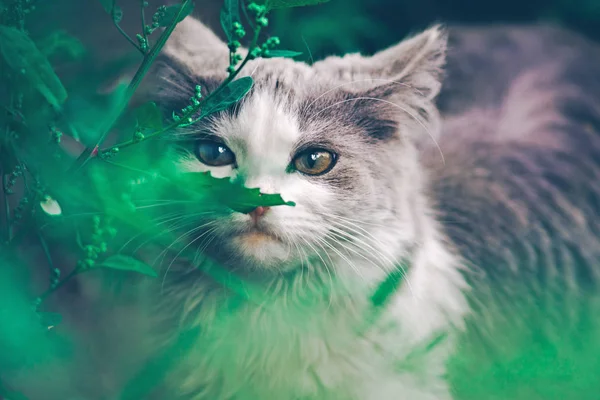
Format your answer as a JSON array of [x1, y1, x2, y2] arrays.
[[215, 59, 351, 145]]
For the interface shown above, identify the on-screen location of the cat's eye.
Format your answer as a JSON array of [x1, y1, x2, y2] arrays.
[[292, 149, 337, 176], [195, 140, 236, 167]]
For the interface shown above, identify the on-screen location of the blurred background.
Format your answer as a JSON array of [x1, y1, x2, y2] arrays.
[[5, 1, 600, 399], [24, 0, 600, 94]]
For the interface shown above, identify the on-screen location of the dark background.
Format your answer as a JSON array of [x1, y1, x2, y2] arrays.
[[5, 2, 600, 399], [23, 0, 600, 92]]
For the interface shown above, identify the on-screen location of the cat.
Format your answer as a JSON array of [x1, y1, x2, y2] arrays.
[[123, 17, 469, 400], [5, 16, 600, 400]]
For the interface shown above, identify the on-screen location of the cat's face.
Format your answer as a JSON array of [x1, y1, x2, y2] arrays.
[[149, 19, 446, 278]]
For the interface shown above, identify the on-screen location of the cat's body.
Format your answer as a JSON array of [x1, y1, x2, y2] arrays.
[[5, 20, 600, 400]]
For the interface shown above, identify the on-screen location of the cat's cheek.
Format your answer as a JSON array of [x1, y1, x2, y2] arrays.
[[276, 177, 335, 212]]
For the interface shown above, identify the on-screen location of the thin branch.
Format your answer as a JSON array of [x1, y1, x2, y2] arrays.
[[38, 268, 78, 302], [141, 0, 149, 47], [113, 6, 144, 54], [105, 19, 264, 152], [2, 174, 11, 243], [70, 0, 194, 172]]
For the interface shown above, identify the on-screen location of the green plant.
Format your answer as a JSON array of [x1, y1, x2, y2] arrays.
[[0, 0, 328, 397]]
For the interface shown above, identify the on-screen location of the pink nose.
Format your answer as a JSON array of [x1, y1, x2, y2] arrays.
[[249, 206, 269, 223]]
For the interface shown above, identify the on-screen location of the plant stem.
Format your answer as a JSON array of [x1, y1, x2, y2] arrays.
[[114, 18, 143, 54], [141, 0, 149, 47], [105, 22, 263, 153], [111, 0, 143, 54], [2, 174, 11, 244], [38, 231, 54, 272], [70, 0, 193, 172], [39, 268, 78, 302]]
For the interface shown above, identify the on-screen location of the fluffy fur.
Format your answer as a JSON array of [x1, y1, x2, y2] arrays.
[[137, 18, 469, 400], [7, 18, 600, 400]]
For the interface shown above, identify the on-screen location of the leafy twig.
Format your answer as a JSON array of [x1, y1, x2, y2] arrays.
[[70, 0, 194, 171], [103, 3, 267, 153], [111, 0, 143, 54], [38, 268, 78, 302], [140, 0, 149, 49]]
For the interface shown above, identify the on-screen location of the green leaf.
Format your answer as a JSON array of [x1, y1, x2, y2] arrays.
[[112, 5, 123, 23], [98, 0, 114, 13], [258, 0, 330, 10], [179, 171, 295, 214], [158, 2, 195, 27], [0, 26, 67, 109], [135, 102, 163, 132], [37, 30, 87, 60], [265, 50, 303, 58], [200, 76, 253, 118], [97, 0, 122, 23], [220, 0, 241, 42], [96, 255, 158, 278], [61, 83, 128, 146], [223, 186, 297, 214]]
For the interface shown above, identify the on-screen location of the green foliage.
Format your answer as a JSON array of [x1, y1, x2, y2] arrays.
[[220, 0, 241, 42], [0, 25, 67, 109], [178, 171, 296, 213], [37, 30, 87, 60], [158, 2, 195, 27], [135, 101, 163, 133], [0, 0, 326, 397], [198, 76, 254, 119], [96, 255, 158, 277], [264, 49, 303, 58], [258, 0, 330, 10], [98, 0, 114, 13]]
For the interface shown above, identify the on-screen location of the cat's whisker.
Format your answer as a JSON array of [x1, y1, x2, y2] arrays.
[[152, 220, 217, 270], [130, 211, 217, 254], [193, 226, 220, 266], [280, 231, 307, 298], [133, 201, 194, 210], [118, 212, 188, 252], [319, 211, 394, 230], [322, 214, 399, 262], [326, 229, 390, 272], [299, 236, 337, 310], [327, 224, 398, 271], [162, 224, 218, 291], [315, 235, 364, 280]]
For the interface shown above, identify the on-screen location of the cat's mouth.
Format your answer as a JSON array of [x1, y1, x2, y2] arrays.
[[236, 227, 282, 244]]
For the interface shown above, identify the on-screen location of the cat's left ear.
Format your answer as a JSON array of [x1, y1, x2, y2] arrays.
[[313, 25, 447, 101]]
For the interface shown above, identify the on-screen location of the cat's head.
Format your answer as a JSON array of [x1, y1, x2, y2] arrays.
[[145, 18, 446, 280]]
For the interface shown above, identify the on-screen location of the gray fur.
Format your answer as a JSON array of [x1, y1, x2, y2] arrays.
[[134, 20, 600, 399], [8, 18, 600, 400]]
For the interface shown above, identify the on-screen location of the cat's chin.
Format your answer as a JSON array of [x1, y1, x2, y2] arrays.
[[230, 230, 294, 271]]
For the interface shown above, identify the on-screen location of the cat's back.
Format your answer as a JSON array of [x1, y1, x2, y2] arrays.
[[427, 24, 600, 399], [428, 23, 600, 281]]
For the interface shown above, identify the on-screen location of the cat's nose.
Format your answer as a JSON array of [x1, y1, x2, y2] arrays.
[[249, 206, 270, 223]]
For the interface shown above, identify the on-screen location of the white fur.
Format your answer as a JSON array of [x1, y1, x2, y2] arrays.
[[126, 19, 470, 399], [159, 86, 470, 398]]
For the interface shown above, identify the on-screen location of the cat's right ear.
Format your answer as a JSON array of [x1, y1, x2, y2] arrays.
[[312, 25, 447, 102]]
